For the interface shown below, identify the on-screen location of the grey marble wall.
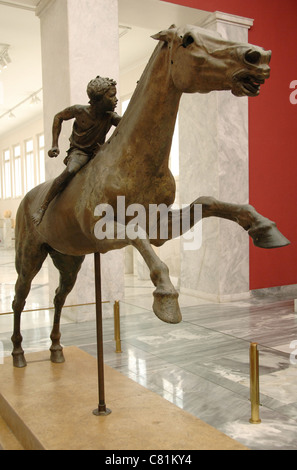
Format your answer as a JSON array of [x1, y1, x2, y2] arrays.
[[179, 12, 253, 301], [37, 0, 124, 321]]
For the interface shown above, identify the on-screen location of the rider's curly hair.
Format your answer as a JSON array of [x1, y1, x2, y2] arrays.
[[87, 76, 117, 103]]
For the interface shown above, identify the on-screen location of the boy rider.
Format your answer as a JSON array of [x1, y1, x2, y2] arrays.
[[32, 76, 121, 225]]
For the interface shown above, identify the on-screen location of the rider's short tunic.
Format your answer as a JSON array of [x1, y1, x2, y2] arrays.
[[63, 110, 120, 167]]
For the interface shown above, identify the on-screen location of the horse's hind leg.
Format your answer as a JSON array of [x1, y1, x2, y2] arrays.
[[12, 244, 48, 368], [48, 249, 85, 363], [194, 197, 290, 248]]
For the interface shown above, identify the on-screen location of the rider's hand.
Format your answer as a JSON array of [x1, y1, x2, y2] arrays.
[[48, 147, 60, 158]]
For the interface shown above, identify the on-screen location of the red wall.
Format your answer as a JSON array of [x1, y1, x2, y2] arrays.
[[164, 0, 297, 290]]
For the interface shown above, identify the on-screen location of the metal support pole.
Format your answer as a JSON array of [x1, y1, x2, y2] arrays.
[[249, 342, 261, 424], [114, 300, 122, 353], [93, 252, 111, 417]]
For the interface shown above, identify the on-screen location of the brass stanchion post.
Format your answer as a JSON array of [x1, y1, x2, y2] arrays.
[[114, 300, 122, 353], [93, 252, 111, 417], [249, 342, 261, 424]]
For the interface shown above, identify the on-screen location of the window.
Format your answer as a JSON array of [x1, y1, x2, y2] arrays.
[[3, 149, 12, 198], [37, 134, 45, 184], [1, 131, 45, 200], [25, 139, 35, 193], [13, 144, 22, 197]]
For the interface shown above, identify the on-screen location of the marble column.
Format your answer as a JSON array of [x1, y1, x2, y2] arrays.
[[36, 0, 124, 321], [179, 12, 253, 302]]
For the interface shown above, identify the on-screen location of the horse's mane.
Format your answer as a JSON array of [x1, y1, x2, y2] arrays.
[[114, 40, 165, 135]]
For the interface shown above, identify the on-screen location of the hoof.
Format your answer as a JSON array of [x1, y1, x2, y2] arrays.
[[12, 353, 27, 368], [249, 221, 290, 249], [50, 348, 65, 364], [153, 290, 182, 324]]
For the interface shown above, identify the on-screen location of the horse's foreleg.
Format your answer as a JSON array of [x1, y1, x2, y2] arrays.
[[128, 226, 182, 324], [167, 196, 290, 249]]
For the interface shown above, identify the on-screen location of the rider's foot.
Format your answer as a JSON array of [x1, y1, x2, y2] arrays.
[[32, 208, 46, 226]]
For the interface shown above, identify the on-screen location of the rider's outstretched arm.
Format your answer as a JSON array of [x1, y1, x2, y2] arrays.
[[49, 106, 77, 158]]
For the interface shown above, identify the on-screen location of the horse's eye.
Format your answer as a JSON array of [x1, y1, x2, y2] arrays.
[[245, 50, 261, 65], [182, 34, 194, 48]]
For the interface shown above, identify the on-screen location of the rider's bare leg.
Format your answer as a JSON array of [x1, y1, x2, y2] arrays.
[[32, 157, 88, 226], [32, 169, 74, 225]]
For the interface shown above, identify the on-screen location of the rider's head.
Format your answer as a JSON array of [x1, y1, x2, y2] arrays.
[[87, 76, 117, 105]]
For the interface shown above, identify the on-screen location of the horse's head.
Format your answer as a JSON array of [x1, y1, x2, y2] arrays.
[[152, 25, 271, 97]]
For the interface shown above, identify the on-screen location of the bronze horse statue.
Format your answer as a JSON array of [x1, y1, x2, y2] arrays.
[[11, 25, 289, 368]]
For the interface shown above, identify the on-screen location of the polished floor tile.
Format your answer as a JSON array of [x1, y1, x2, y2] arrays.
[[1, 248, 297, 450]]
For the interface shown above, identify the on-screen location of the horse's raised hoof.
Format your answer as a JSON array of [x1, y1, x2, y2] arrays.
[[153, 290, 182, 324], [249, 221, 290, 249], [50, 348, 65, 364], [12, 353, 27, 368]]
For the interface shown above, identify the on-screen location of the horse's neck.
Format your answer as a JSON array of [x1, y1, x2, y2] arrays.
[[109, 42, 182, 171], [49, 44, 181, 244]]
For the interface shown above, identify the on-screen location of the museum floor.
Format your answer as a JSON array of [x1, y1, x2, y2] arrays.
[[1, 247, 297, 450]]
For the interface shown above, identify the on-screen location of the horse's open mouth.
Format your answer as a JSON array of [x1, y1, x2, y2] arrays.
[[232, 73, 266, 97], [241, 75, 265, 96]]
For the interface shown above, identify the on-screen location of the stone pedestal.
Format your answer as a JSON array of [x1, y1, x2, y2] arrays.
[[179, 12, 253, 302], [36, 0, 124, 320], [0, 347, 247, 450]]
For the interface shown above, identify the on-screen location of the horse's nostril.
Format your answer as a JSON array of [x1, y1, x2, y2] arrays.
[[245, 50, 261, 65]]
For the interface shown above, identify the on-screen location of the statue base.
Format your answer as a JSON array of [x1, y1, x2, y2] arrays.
[[0, 347, 247, 450], [92, 407, 112, 417]]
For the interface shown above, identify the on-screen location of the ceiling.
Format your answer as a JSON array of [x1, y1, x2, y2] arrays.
[[0, 0, 208, 138]]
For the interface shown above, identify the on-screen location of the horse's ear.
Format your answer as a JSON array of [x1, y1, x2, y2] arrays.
[[151, 25, 176, 43]]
